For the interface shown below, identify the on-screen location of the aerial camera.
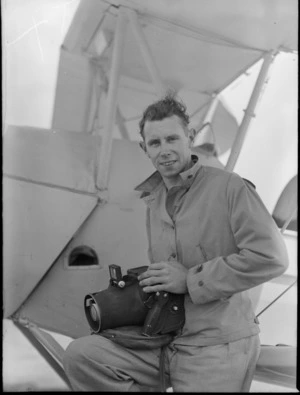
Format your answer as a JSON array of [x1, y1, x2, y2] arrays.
[[84, 264, 185, 336]]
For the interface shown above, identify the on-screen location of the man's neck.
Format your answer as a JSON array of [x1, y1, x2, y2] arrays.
[[162, 175, 182, 190]]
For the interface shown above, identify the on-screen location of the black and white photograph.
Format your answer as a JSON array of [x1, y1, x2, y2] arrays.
[[3, 0, 297, 392]]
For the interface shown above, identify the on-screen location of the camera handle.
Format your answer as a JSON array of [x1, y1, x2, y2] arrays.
[[142, 292, 169, 336]]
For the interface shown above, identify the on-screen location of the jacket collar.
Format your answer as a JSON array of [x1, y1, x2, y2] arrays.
[[135, 154, 201, 195]]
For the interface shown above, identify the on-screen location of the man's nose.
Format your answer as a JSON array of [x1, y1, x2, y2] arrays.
[[160, 142, 171, 156], [160, 150, 171, 159]]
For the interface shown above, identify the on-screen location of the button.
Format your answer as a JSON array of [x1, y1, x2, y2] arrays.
[[198, 280, 204, 287], [187, 175, 193, 179], [170, 253, 177, 259]]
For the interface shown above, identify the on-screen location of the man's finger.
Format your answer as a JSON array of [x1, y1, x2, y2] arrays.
[[139, 276, 167, 287], [138, 269, 167, 280], [142, 284, 167, 293], [149, 262, 168, 270], [138, 262, 169, 280]]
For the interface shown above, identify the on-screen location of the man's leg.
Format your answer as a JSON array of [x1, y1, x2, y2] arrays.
[[168, 335, 260, 392], [63, 334, 162, 391]]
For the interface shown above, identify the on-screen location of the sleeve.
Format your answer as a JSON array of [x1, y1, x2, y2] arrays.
[[186, 173, 289, 304]]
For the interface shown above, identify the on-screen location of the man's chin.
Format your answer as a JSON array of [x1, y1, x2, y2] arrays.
[[160, 168, 180, 178]]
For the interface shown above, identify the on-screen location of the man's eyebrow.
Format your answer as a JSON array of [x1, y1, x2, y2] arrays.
[[147, 133, 180, 144], [147, 137, 160, 144]]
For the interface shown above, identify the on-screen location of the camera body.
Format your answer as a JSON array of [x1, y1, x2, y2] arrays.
[[84, 264, 185, 336]]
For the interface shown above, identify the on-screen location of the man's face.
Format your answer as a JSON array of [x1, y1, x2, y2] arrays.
[[141, 115, 193, 180]]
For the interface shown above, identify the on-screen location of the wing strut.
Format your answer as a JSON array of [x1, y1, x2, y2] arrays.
[[125, 8, 165, 96], [225, 50, 277, 172], [97, 8, 127, 191], [12, 318, 71, 390], [96, 7, 166, 191], [280, 206, 297, 234]]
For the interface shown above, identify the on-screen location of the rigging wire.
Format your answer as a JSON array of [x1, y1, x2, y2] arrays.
[[256, 279, 297, 318]]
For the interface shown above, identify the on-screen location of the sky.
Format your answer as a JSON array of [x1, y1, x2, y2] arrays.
[[3, 0, 80, 128]]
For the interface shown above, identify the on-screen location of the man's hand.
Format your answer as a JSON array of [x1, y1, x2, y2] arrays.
[[138, 261, 188, 294]]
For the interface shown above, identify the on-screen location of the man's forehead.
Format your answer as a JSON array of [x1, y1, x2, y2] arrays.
[[144, 115, 186, 137]]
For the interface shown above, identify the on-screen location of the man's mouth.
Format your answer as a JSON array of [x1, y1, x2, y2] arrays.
[[160, 160, 176, 167]]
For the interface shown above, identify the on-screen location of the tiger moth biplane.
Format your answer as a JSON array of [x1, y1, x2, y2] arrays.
[[3, 0, 297, 391]]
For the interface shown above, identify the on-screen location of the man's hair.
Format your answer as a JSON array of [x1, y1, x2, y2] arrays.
[[139, 93, 190, 139]]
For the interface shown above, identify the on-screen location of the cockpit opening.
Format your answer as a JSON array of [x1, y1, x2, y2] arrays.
[[68, 246, 99, 267]]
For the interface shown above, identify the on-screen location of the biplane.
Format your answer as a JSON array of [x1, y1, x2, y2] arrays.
[[3, 0, 297, 391]]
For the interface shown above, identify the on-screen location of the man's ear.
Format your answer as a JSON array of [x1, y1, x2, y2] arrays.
[[188, 128, 197, 146], [139, 141, 147, 154]]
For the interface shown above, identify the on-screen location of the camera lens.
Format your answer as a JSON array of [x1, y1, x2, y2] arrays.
[[85, 295, 101, 332], [90, 304, 98, 322]]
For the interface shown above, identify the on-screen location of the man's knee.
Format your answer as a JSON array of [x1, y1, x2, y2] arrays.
[[63, 336, 92, 374], [63, 335, 112, 373]]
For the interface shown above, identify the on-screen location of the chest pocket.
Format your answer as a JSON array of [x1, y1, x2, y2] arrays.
[[179, 241, 209, 269], [175, 217, 212, 268]]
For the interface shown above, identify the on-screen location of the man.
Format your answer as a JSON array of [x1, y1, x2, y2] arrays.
[[63, 94, 288, 392]]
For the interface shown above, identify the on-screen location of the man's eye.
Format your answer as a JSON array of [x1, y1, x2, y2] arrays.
[[149, 141, 160, 146]]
